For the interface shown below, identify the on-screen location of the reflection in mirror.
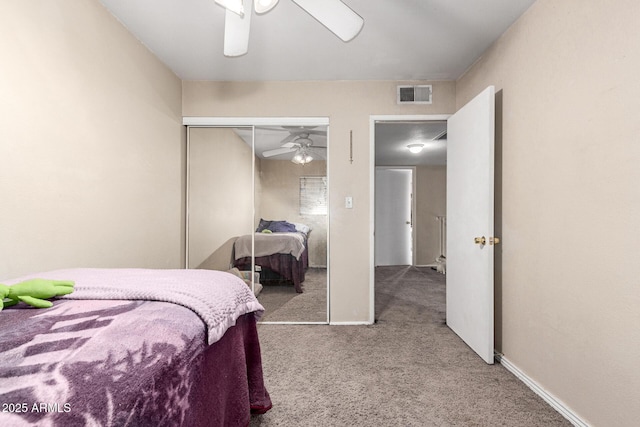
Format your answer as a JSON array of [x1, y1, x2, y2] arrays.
[[235, 126, 328, 323], [187, 127, 259, 295]]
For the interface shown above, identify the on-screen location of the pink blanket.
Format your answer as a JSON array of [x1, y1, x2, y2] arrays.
[[3, 268, 264, 345], [234, 232, 306, 260]]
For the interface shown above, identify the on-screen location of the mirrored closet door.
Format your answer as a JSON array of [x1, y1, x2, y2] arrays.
[[186, 121, 329, 323], [187, 127, 254, 272]]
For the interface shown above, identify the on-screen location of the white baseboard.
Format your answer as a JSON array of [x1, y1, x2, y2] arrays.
[[259, 321, 328, 325], [329, 321, 372, 326], [496, 354, 589, 427]]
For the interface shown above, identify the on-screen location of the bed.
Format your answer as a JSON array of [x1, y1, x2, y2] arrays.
[[233, 220, 310, 293], [0, 268, 272, 427]]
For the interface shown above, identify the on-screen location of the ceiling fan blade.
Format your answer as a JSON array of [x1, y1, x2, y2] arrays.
[[224, 0, 253, 57], [263, 147, 297, 158], [306, 129, 327, 136], [280, 134, 297, 145], [308, 148, 326, 159], [291, 0, 364, 42]]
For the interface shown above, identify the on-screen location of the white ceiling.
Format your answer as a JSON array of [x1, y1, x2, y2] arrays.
[[98, 0, 536, 81], [233, 122, 445, 166], [99, 0, 535, 165]]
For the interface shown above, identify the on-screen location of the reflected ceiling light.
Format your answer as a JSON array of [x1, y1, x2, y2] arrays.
[[255, 0, 279, 14], [292, 148, 313, 165], [215, 0, 244, 17], [407, 143, 425, 154]]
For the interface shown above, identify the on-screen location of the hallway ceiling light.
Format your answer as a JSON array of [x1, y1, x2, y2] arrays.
[[407, 143, 424, 154]]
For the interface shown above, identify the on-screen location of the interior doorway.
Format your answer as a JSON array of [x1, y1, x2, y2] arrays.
[[370, 115, 449, 322], [375, 167, 414, 266], [371, 88, 497, 363]]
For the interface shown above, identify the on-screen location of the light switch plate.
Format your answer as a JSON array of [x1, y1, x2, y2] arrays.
[[345, 196, 353, 209]]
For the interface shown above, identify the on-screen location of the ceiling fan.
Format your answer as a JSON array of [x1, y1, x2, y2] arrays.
[[215, 0, 364, 57], [261, 127, 327, 163]]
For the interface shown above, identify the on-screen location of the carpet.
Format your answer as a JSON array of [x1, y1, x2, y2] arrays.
[[258, 268, 327, 322], [250, 266, 571, 426]]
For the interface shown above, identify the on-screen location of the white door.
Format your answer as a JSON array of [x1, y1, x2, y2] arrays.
[[446, 86, 496, 364], [375, 168, 413, 265]]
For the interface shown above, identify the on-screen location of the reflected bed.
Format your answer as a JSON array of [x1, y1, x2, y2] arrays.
[[233, 231, 309, 293]]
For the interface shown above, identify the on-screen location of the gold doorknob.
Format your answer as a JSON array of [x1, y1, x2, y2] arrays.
[[490, 237, 500, 245], [474, 236, 486, 245]]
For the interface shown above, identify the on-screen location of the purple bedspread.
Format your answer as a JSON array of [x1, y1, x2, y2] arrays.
[[234, 248, 308, 293], [0, 299, 271, 426], [3, 268, 264, 345]]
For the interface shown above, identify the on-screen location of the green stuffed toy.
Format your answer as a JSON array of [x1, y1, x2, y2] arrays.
[[0, 279, 75, 310]]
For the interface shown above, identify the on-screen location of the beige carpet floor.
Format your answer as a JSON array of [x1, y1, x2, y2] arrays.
[[250, 266, 571, 426], [258, 268, 327, 322]]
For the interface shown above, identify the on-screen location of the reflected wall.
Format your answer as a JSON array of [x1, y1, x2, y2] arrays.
[[188, 127, 253, 270], [257, 160, 327, 267]]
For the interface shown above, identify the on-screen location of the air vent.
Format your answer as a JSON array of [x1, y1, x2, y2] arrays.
[[397, 85, 432, 104]]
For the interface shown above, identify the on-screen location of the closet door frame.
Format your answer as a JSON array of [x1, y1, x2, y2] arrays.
[[184, 116, 331, 324]]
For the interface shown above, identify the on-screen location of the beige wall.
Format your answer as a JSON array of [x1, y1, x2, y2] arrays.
[[456, 0, 640, 425], [184, 80, 457, 321], [7, 0, 635, 423], [258, 160, 327, 267], [0, 0, 184, 279], [415, 166, 446, 265], [188, 128, 255, 268]]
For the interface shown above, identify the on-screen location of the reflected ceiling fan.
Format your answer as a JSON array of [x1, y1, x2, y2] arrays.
[[215, 0, 364, 57], [261, 126, 327, 164]]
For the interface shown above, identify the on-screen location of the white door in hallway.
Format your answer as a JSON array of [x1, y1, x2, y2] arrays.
[[446, 86, 496, 364], [375, 168, 413, 266]]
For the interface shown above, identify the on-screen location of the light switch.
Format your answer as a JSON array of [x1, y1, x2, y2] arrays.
[[345, 196, 353, 209]]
